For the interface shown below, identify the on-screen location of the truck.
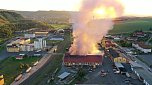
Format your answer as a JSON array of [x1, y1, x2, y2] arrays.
[[33, 61, 39, 66], [19, 54, 25, 56], [34, 54, 41, 56], [15, 74, 22, 81], [26, 67, 32, 73]]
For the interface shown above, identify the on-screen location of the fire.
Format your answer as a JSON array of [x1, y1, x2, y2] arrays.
[[69, 0, 124, 55], [90, 43, 100, 54], [93, 7, 117, 19]]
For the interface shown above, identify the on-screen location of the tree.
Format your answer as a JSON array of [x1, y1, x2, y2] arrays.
[[76, 68, 86, 81]]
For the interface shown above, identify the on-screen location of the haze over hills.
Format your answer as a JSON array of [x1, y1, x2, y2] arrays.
[[16, 10, 73, 24]]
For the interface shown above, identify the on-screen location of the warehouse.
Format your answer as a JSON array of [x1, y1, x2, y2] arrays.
[[63, 53, 103, 67]]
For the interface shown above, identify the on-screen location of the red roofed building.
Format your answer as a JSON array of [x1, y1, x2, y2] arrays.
[[63, 53, 103, 67], [16, 56, 23, 60]]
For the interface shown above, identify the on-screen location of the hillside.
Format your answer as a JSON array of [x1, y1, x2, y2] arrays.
[[0, 11, 51, 38], [16, 11, 72, 24], [16, 10, 152, 33], [0, 11, 24, 25]]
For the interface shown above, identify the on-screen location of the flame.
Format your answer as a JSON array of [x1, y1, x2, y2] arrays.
[[93, 7, 117, 19], [91, 43, 100, 54]]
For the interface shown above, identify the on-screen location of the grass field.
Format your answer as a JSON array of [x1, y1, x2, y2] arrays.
[[51, 24, 70, 29], [0, 56, 41, 85], [109, 18, 152, 34]]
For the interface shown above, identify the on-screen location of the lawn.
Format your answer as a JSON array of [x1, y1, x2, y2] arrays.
[[109, 18, 152, 34], [0, 56, 41, 85], [51, 24, 71, 30]]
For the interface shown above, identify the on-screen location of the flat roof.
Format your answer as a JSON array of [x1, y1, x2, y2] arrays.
[[58, 72, 70, 79]]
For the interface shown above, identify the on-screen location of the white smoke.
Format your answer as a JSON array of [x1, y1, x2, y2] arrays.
[[69, 0, 124, 55]]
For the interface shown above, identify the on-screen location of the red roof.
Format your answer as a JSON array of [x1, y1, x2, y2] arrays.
[[64, 54, 103, 63], [16, 56, 23, 59], [105, 40, 115, 47]]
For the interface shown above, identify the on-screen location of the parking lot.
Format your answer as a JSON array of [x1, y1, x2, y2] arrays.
[[84, 56, 143, 85]]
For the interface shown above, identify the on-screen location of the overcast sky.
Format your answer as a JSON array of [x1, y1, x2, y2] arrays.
[[0, 0, 152, 16]]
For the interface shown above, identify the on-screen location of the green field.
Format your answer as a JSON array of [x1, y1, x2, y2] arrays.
[[51, 24, 70, 29], [0, 56, 41, 85], [109, 18, 152, 33]]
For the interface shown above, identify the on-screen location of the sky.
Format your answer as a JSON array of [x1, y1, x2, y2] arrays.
[[0, 0, 152, 16]]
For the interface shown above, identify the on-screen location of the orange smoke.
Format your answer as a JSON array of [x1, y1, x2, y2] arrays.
[[69, 0, 124, 55]]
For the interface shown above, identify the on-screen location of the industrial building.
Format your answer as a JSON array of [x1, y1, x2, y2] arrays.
[[6, 45, 20, 52], [34, 38, 46, 50], [0, 74, 4, 85], [35, 31, 48, 36], [63, 53, 103, 67], [24, 34, 35, 38], [6, 38, 33, 52]]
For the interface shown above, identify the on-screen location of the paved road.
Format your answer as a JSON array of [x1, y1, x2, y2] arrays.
[[11, 46, 57, 85], [114, 41, 152, 84], [84, 56, 142, 85]]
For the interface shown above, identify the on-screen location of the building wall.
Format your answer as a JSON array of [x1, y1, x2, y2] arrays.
[[34, 39, 47, 50], [114, 57, 128, 63], [64, 62, 101, 66], [7, 47, 19, 52]]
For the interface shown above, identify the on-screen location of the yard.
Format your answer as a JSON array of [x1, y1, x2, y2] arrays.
[[0, 56, 41, 85]]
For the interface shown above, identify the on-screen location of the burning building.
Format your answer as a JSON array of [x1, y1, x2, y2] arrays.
[[63, 0, 124, 67], [63, 53, 103, 67]]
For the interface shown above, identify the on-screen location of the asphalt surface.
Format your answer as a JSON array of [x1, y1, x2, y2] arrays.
[[84, 56, 142, 85], [114, 41, 152, 85], [137, 54, 152, 66]]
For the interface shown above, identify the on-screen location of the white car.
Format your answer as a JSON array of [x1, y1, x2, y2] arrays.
[[114, 70, 120, 74]]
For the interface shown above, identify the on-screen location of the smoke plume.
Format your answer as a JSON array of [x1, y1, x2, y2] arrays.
[[69, 0, 124, 55]]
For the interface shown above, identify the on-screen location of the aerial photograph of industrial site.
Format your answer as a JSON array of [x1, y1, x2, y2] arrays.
[[0, 0, 152, 85]]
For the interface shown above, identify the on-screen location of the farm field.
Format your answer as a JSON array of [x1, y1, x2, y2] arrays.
[[110, 18, 152, 33]]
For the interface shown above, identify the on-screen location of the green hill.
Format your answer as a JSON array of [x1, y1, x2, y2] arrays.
[[110, 17, 152, 34], [0, 11, 51, 38], [0, 11, 24, 25]]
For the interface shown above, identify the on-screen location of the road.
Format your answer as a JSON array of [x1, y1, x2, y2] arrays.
[[84, 56, 142, 85], [114, 41, 152, 85], [11, 46, 57, 85]]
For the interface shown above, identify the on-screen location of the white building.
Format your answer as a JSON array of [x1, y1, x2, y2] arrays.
[[24, 34, 35, 38], [132, 43, 151, 53], [34, 38, 46, 50], [19, 44, 34, 51]]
